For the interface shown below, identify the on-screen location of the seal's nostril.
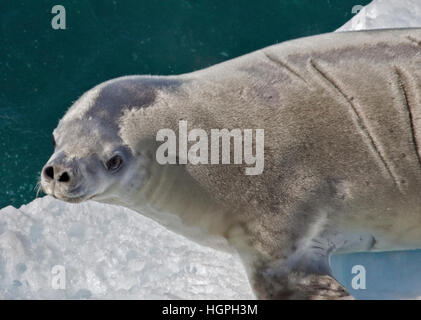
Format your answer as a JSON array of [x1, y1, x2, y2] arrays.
[[58, 171, 70, 183], [44, 166, 54, 180]]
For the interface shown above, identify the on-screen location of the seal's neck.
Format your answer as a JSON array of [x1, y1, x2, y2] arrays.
[[124, 162, 234, 245]]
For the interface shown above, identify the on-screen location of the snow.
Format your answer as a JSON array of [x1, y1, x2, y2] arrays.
[[338, 0, 421, 31], [0, 197, 252, 299], [2, 0, 421, 299]]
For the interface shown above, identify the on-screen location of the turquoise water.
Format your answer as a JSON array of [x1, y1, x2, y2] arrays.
[[0, 0, 370, 208]]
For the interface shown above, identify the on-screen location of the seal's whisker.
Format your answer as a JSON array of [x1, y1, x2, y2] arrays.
[[34, 178, 43, 198]]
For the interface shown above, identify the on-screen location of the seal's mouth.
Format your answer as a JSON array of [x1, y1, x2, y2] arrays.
[[49, 189, 97, 203], [52, 193, 89, 203], [40, 178, 96, 203]]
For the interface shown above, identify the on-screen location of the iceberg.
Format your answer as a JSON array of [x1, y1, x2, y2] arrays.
[[338, 0, 421, 31], [0, 197, 252, 299]]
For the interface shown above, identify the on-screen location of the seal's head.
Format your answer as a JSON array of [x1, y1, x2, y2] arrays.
[[40, 76, 175, 204]]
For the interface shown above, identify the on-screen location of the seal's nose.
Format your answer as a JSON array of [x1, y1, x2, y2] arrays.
[[43, 165, 71, 183]]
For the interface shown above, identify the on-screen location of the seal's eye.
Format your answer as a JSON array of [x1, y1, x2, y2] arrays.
[[52, 135, 56, 148], [106, 155, 123, 172]]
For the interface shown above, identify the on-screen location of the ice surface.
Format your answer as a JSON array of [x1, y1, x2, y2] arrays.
[[2, 0, 421, 300], [338, 0, 421, 31], [0, 197, 252, 299]]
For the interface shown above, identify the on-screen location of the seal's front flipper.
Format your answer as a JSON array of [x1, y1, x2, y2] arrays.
[[246, 227, 370, 299], [250, 264, 352, 300], [287, 273, 352, 300]]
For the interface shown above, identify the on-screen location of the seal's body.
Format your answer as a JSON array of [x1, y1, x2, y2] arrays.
[[41, 28, 421, 299]]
